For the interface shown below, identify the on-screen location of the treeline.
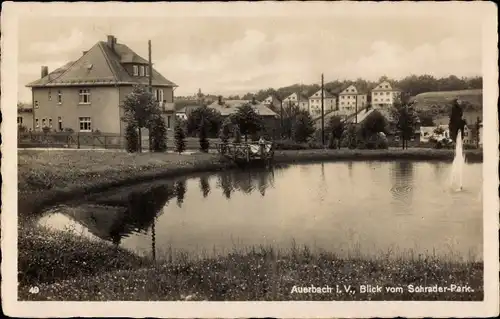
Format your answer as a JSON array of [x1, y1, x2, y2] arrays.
[[233, 74, 482, 102]]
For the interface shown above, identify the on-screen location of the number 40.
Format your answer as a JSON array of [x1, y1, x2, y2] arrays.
[[29, 286, 39, 294]]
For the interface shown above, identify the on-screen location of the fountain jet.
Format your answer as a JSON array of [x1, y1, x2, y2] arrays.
[[450, 130, 465, 191]]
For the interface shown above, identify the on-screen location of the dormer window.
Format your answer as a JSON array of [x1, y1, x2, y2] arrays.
[[139, 65, 145, 76], [133, 65, 139, 76]]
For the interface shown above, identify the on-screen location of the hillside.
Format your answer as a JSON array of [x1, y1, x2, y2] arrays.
[[411, 89, 482, 111]]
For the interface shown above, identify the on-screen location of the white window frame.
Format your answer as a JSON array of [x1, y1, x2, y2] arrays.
[[79, 89, 91, 104], [159, 89, 164, 102], [34, 101, 39, 108], [48, 89, 52, 101], [35, 118, 39, 128], [139, 65, 145, 76], [133, 65, 139, 76], [48, 118, 53, 128], [79, 117, 92, 132], [17, 116, 23, 125], [145, 66, 149, 77], [58, 117, 63, 131], [57, 90, 62, 104], [42, 118, 47, 127]]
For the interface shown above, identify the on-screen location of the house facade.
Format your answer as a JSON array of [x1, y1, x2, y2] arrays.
[[282, 92, 309, 112], [262, 95, 282, 113], [17, 103, 34, 131], [371, 81, 402, 109], [338, 85, 367, 115], [26, 35, 177, 134], [308, 89, 336, 117]]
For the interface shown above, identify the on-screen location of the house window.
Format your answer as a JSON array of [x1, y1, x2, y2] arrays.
[[145, 66, 149, 77], [139, 65, 145, 76], [133, 65, 139, 76], [48, 89, 52, 101], [374, 98, 378, 102], [79, 89, 91, 104], [42, 118, 47, 127], [79, 117, 92, 132], [49, 118, 53, 128], [35, 101, 39, 108], [167, 115, 171, 129], [35, 118, 39, 128], [58, 117, 63, 131], [57, 90, 62, 104], [17, 117, 23, 125]]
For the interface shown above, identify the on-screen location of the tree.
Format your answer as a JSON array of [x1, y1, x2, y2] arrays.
[[219, 117, 232, 144], [174, 119, 186, 153], [361, 110, 388, 138], [121, 85, 159, 153], [198, 117, 210, 152], [125, 122, 139, 153], [292, 110, 315, 143], [448, 99, 466, 143], [149, 114, 167, 152], [186, 106, 222, 137], [175, 180, 186, 207], [390, 101, 419, 149], [199, 176, 210, 198], [232, 103, 262, 142], [281, 102, 302, 139], [326, 115, 345, 147], [417, 111, 435, 126]]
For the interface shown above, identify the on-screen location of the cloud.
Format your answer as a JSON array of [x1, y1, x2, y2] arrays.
[[29, 29, 86, 56]]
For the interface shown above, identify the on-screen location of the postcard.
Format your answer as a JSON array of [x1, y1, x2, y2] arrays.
[[1, 1, 498, 317]]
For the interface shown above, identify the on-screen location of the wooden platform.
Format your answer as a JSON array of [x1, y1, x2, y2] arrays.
[[215, 142, 274, 165]]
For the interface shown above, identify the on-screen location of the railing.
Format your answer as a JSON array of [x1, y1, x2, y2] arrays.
[[18, 132, 125, 149]]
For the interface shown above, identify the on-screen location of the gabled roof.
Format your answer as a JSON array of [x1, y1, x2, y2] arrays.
[[372, 81, 402, 92], [26, 39, 177, 88], [309, 89, 335, 99], [208, 100, 278, 117]]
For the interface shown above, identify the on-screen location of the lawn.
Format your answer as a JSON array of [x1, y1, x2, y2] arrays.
[[18, 225, 483, 301]]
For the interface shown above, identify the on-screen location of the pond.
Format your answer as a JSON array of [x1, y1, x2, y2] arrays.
[[37, 160, 483, 262]]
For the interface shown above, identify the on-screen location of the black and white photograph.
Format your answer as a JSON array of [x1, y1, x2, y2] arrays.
[[1, 1, 498, 318]]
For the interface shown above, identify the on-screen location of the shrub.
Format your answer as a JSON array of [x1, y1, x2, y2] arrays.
[[174, 120, 186, 154], [233, 125, 242, 143], [18, 125, 27, 133], [199, 123, 210, 153], [125, 123, 139, 153], [150, 116, 168, 152]]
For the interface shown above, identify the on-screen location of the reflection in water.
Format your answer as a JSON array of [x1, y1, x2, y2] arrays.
[[215, 168, 275, 198], [199, 176, 211, 198], [39, 162, 483, 262], [175, 180, 187, 207], [390, 161, 414, 206]]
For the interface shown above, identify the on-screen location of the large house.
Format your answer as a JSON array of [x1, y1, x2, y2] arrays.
[[208, 97, 278, 135], [338, 85, 367, 115], [308, 89, 336, 116], [262, 95, 282, 113], [282, 92, 309, 112], [26, 35, 177, 134], [371, 81, 402, 109]]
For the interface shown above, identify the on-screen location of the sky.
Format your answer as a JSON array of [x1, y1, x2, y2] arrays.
[[17, 4, 484, 103]]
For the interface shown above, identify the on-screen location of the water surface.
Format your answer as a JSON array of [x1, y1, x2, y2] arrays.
[[38, 161, 483, 261]]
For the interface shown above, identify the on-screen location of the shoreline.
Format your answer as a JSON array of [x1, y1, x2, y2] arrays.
[[18, 148, 482, 219]]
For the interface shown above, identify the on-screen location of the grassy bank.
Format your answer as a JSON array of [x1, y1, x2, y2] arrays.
[[19, 226, 482, 301], [18, 150, 234, 221]]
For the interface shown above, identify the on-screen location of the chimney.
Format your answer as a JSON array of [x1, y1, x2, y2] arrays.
[[107, 35, 115, 51], [82, 50, 88, 56], [41, 66, 49, 78], [218, 95, 223, 105]]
